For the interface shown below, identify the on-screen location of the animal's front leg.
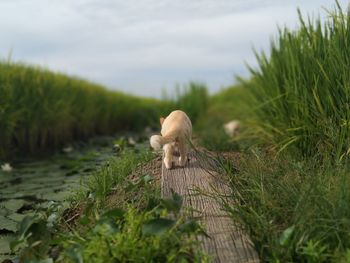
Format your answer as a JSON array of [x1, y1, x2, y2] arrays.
[[163, 144, 173, 169]]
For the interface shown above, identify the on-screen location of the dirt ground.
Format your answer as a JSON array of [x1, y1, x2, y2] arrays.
[[129, 154, 162, 183]]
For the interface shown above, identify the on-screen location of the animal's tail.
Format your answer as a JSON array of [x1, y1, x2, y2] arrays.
[[150, 134, 175, 150]]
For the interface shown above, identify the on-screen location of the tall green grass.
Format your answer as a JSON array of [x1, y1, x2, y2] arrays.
[[195, 85, 255, 151], [167, 82, 209, 122], [218, 151, 350, 262], [0, 61, 170, 158], [200, 85, 253, 125], [243, 2, 350, 161], [209, 3, 350, 262], [0, 62, 209, 159]]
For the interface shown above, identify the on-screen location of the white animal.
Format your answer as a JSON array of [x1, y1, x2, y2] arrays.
[[150, 110, 192, 169], [62, 146, 73, 153], [1, 163, 13, 172], [223, 120, 240, 137]]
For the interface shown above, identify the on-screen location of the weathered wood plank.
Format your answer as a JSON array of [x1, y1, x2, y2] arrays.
[[161, 151, 259, 263]]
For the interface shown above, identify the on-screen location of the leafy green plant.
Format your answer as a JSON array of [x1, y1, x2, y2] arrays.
[[241, 2, 350, 162], [61, 196, 208, 263], [10, 202, 64, 262], [12, 187, 208, 263], [83, 150, 155, 206], [11, 149, 209, 262], [299, 240, 329, 263], [216, 151, 350, 262]]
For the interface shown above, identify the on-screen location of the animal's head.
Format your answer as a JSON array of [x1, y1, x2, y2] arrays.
[[223, 123, 231, 133]]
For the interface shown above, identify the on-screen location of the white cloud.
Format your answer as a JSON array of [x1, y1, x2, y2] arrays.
[[0, 0, 348, 97]]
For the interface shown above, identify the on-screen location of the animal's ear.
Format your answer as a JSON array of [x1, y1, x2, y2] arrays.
[[160, 117, 165, 126]]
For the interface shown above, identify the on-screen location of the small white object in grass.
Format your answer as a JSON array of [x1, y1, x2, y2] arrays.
[[63, 146, 73, 153], [128, 137, 136, 146], [223, 120, 240, 137], [1, 163, 13, 172]]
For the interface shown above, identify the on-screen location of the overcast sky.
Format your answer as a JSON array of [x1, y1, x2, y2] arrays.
[[0, 0, 348, 97]]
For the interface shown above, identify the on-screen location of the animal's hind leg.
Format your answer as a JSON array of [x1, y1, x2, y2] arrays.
[[178, 140, 188, 167]]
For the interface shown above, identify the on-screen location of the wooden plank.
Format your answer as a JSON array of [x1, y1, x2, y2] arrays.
[[161, 151, 259, 263]]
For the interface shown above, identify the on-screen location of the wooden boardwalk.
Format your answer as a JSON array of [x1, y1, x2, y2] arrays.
[[161, 151, 259, 263]]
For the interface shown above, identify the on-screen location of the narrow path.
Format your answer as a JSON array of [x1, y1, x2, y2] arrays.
[[161, 151, 259, 263]]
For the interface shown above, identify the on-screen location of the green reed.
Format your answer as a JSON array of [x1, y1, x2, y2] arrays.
[[0, 61, 209, 159], [0, 61, 169, 159], [243, 2, 350, 162]]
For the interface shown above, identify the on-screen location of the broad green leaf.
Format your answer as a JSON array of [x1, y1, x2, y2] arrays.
[[0, 235, 13, 254], [8, 212, 27, 223], [179, 220, 210, 237], [101, 208, 125, 220], [93, 219, 119, 235], [160, 190, 183, 213], [10, 239, 23, 252], [142, 218, 175, 235], [0, 199, 25, 212], [0, 215, 17, 232], [17, 215, 40, 239], [66, 245, 83, 263], [279, 225, 295, 246], [178, 220, 200, 234]]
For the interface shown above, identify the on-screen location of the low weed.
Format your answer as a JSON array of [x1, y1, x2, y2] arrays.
[[10, 149, 209, 262], [83, 150, 154, 206], [59, 197, 208, 263], [218, 151, 350, 262]]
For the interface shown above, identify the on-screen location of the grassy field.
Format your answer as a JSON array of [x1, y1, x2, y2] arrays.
[[195, 85, 255, 151], [223, 151, 350, 263], [242, 3, 350, 162], [197, 3, 350, 262], [0, 61, 168, 159], [3, 2, 350, 262], [0, 61, 208, 160], [0, 62, 210, 261]]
